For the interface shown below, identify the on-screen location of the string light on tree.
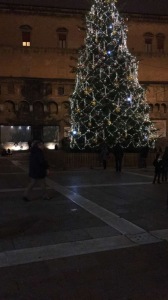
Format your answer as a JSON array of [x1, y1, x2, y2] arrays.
[[70, 0, 157, 150]]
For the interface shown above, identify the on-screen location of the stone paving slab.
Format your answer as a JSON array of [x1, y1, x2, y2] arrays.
[[12, 229, 92, 249], [151, 228, 168, 240], [12, 225, 120, 249], [0, 242, 168, 300], [0, 236, 135, 268], [0, 157, 24, 173], [126, 232, 161, 244]]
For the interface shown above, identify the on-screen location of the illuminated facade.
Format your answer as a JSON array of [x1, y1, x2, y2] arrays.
[[0, 0, 168, 150]]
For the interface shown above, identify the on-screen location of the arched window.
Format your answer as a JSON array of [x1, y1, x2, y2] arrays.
[[144, 32, 154, 53], [161, 103, 167, 113], [56, 28, 68, 48], [20, 25, 32, 47], [155, 103, 160, 112], [4, 100, 15, 112], [19, 101, 30, 113], [48, 101, 58, 114], [156, 33, 165, 53]]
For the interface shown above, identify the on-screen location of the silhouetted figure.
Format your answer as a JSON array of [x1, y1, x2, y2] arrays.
[[113, 143, 124, 172], [23, 140, 50, 201], [100, 144, 109, 169], [153, 153, 163, 184], [1, 149, 7, 156], [7, 148, 12, 155], [28, 140, 32, 151]]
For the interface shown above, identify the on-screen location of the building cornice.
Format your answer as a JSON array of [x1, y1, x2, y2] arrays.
[[0, 3, 87, 17], [0, 76, 75, 83], [124, 13, 168, 23], [0, 3, 168, 22]]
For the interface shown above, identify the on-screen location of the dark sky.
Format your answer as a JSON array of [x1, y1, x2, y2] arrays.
[[0, 0, 90, 9], [0, 0, 168, 16]]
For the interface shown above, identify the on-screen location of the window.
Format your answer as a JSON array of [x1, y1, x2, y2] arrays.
[[161, 103, 167, 113], [48, 102, 58, 114], [20, 25, 32, 47], [155, 103, 160, 112], [58, 86, 64, 95], [19, 101, 29, 113], [56, 28, 68, 48], [4, 101, 15, 112], [156, 33, 165, 52], [144, 32, 153, 53]]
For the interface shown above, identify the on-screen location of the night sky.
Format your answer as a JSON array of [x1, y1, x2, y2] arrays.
[[0, 0, 168, 16]]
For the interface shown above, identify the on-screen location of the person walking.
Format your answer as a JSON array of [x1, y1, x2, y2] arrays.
[[152, 153, 163, 184], [113, 142, 124, 172], [23, 140, 50, 201]]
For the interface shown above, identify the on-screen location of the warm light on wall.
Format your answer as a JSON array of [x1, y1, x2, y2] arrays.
[[2, 142, 29, 151], [2, 142, 57, 151], [45, 143, 56, 150]]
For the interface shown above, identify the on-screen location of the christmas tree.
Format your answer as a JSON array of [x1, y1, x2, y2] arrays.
[[70, 0, 156, 150]]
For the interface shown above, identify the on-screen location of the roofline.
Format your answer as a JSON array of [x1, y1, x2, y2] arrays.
[[0, 2, 168, 21]]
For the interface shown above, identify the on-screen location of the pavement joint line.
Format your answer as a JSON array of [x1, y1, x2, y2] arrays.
[[51, 168, 154, 173], [0, 236, 137, 268], [66, 182, 152, 188], [0, 187, 51, 193], [124, 171, 153, 178]]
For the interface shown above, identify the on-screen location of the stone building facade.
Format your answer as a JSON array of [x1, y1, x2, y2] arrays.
[[0, 0, 168, 150]]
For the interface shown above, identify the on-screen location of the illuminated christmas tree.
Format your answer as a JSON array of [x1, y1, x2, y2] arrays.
[[70, 0, 156, 150]]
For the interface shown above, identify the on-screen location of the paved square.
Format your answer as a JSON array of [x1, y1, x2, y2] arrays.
[[0, 154, 168, 299]]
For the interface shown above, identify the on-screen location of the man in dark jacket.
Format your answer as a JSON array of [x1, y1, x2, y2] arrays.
[[23, 140, 50, 201]]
